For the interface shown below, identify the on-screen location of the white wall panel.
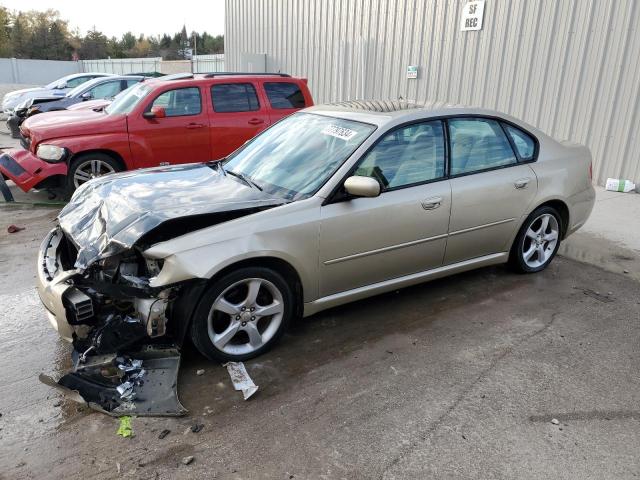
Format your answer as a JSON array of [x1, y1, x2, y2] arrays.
[[226, 0, 640, 184]]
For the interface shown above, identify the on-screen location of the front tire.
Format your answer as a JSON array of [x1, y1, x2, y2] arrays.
[[190, 267, 294, 362], [509, 206, 562, 273], [66, 153, 122, 196]]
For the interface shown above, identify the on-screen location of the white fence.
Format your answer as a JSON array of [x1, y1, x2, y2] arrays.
[[192, 54, 225, 73], [0, 55, 226, 84], [81, 57, 162, 74]]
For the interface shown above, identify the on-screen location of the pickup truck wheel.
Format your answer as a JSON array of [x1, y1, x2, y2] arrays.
[[190, 267, 294, 362], [509, 206, 562, 273], [66, 153, 122, 195]]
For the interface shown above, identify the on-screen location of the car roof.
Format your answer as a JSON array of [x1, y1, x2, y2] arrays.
[[304, 100, 544, 134], [142, 72, 305, 89]]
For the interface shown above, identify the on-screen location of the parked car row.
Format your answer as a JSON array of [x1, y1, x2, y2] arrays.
[[1, 72, 313, 195], [6, 75, 145, 138]]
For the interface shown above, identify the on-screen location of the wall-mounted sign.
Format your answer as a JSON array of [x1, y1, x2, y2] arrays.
[[407, 65, 418, 79], [460, 0, 485, 31]]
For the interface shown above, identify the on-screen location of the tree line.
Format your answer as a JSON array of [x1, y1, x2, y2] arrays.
[[0, 7, 223, 60]]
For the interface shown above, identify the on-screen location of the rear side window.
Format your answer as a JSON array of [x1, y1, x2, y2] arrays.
[[449, 118, 517, 175], [504, 124, 536, 160], [264, 82, 306, 109], [211, 83, 260, 112]]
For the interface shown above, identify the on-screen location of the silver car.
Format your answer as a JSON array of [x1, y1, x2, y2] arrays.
[[36, 101, 595, 364], [1, 73, 113, 114]]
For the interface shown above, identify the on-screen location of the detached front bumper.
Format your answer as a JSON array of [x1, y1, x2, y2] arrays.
[[0, 148, 67, 192]]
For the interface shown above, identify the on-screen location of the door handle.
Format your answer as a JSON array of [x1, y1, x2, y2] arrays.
[[421, 196, 443, 210], [514, 177, 531, 189], [248, 118, 265, 125], [186, 123, 205, 129]]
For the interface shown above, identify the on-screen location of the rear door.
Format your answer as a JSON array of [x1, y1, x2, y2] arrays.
[[444, 117, 538, 264], [209, 81, 271, 160], [127, 85, 210, 167], [261, 80, 310, 123]]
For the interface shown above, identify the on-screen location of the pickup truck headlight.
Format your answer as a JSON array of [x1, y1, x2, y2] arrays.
[[36, 144, 66, 162]]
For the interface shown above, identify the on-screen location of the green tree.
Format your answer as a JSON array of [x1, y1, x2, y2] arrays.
[[0, 7, 11, 56], [47, 21, 72, 59], [10, 13, 30, 58], [79, 27, 108, 59]]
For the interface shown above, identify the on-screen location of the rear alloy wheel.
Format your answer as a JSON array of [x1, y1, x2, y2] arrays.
[[191, 267, 294, 362], [66, 153, 122, 195], [510, 206, 562, 273]]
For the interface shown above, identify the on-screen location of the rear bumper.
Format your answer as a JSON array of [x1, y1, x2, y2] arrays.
[[0, 148, 67, 192]]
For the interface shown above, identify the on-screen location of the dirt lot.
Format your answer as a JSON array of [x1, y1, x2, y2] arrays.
[[0, 194, 639, 480]]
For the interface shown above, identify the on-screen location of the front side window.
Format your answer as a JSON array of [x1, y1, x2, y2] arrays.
[[212, 83, 260, 112], [449, 118, 517, 175], [150, 87, 202, 116], [354, 121, 445, 189], [504, 124, 536, 160], [223, 113, 376, 200], [264, 82, 306, 109], [87, 80, 122, 99]]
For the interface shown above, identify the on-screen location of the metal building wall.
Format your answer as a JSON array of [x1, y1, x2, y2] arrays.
[[225, 0, 640, 184]]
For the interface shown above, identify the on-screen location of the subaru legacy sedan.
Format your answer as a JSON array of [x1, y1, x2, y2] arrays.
[[37, 101, 595, 364]]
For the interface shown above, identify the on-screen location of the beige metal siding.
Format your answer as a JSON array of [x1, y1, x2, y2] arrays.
[[225, 0, 640, 184]]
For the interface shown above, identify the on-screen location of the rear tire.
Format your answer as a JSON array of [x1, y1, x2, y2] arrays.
[[190, 267, 294, 362], [509, 206, 562, 273], [65, 153, 122, 196]]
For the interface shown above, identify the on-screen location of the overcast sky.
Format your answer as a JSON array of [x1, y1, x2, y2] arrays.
[[1, 0, 225, 37]]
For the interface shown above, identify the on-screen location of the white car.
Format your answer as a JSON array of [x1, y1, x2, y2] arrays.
[[1, 73, 113, 115]]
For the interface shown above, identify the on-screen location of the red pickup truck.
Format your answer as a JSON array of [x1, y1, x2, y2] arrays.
[[0, 73, 313, 194]]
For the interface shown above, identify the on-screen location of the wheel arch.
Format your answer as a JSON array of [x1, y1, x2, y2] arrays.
[[69, 149, 126, 171], [170, 256, 305, 346], [530, 199, 570, 239]]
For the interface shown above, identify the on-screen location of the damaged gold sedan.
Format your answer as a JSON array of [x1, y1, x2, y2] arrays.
[[36, 101, 595, 415]]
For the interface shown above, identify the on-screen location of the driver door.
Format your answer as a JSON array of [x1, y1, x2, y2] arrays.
[[318, 121, 451, 297], [128, 86, 210, 167]]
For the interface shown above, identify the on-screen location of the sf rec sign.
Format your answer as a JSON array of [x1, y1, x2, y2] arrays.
[[460, 0, 485, 31]]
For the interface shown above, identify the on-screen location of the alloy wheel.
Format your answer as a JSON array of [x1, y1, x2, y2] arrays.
[[522, 213, 559, 268], [73, 159, 116, 187], [207, 277, 285, 356]]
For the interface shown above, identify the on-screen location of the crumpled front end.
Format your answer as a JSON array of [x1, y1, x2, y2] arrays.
[[36, 226, 191, 415]]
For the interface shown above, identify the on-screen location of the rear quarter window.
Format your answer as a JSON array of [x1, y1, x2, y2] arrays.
[[264, 82, 306, 109], [503, 124, 536, 160]]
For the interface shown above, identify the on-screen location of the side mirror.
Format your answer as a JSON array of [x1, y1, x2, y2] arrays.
[[143, 106, 166, 119], [81, 92, 93, 100], [56, 82, 67, 89], [343, 176, 381, 198]]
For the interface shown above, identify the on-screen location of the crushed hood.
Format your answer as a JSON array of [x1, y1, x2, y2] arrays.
[[58, 163, 287, 270]]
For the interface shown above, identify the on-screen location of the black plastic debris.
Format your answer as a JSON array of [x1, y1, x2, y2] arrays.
[[40, 345, 186, 417]]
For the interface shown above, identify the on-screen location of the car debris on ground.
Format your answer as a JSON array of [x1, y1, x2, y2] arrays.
[[40, 347, 186, 417], [158, 429, 171, 439], [224, 362, 259, 400], [116, 416, 134, 437], [181, 455, 194, 466], [7, 224, 24, 233]]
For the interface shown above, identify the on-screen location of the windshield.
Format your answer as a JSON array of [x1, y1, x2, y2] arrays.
[[223, 112, 376, 200], [105, 83, 151, 115]]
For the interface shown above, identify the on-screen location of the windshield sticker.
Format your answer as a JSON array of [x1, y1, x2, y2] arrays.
[[321, 124, 358, 141]]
